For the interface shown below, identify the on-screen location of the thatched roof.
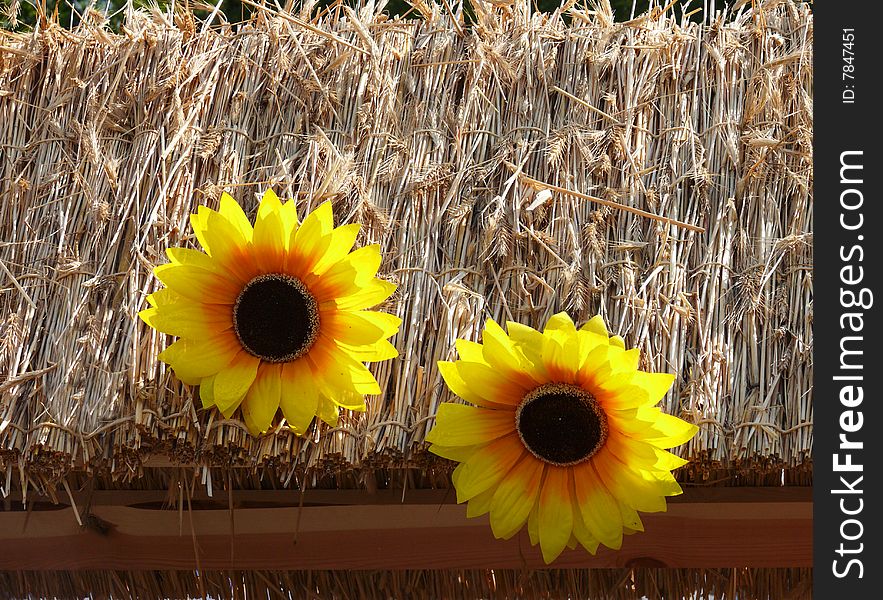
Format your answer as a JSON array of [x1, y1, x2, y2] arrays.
[[1, 0, 812, 596]]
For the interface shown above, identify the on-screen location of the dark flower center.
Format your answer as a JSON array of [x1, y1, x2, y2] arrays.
[[515, 383, 608, 466], [233, 274, 319, 363]]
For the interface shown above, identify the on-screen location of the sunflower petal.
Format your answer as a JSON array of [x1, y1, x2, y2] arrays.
[[541, 327, 580, 382], [338, 339, 399, 362], [158, 332, 241, 383], [543, 312, 577, 335], [321, 311, 400, 346], [330, 278, 397, 311], [165, 247, 217, 270], [572, 461, 623, 549], [592, 452, 670, 513], [437, 361, 505, 409], [538, 467, 574, 563], [308, 340, 381, 395], [242, 364, 282, 435], [252, 203, 286, 273], [489, 455, 544, 540], [279, 199, 300, 237], [424, 403, 515, 446], [198, 206, 257, 282], [456, 361, 526, 406], [630, 372, 676, 407], [311, 223, 362, 276], [212, 351, 260, 413], [139, 302, 232, 338], [453, 434, 524, 503], [219, 192, 254, 241], [153, 263, 239, 304], [308, 244, 382, 301], [571, 503, 601, 554], [454, 339, 487, 364], [642, 411, 699, 448], [466, 486, 496, 518], [290, 201, 334, 275], [278, 360, 319, 434], [580, 315, 608, 336], [316, 395, 340, 427], [199, 374, 216, 408], [429, 444, 480, 463]]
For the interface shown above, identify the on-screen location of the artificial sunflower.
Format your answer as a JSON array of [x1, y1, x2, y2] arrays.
[[426, 313, 697, 563], [140, 190, 400, 435]]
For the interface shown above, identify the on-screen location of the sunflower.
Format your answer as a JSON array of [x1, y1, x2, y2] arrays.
[[140, 190, 400, 435], [426, 313, 697, 563]]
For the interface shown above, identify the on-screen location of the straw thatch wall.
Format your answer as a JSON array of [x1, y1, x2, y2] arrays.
[[0, 0, 812, 490], [0, 566, 812, 600]]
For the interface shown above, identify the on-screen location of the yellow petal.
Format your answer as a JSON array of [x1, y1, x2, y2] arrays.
[[541, 327, 580, 382], [290, 201, 334, 275], [316, 395, 340, 427], [481, 320, 539, 390], [279, 199, 300, 237], [488, 455, 544, 540], [252, 202, 286, 273], [307, 244, 382, 301], [321, 310, 400, 346], [437, 361, 508, 409], [197, 206, 257, 282], [242, 363, 282, 435], [158, 332, 241, 383], [165, 247, 216, 270], [452, 434, 524, 503], [527, 502, 540, 547], [580, 315, 608, 336], [257, 189, 283, 222], [424, 403, 515, 446], [466, 486, 496, 518], [139, 302, 232, 338], [538, 466, 574, 563], [429, 444, 480, 463], [338, 339, 399, 362], [543, 312, 578, 335], [212, 351, 260, 413], [146, 288, 182, 307], [199, 374, 216, 408], [219, 192, 254, 242], [308, 340, 381, 395], [609, 335, 626, 349], [572, 461, 623, 549], [571, 504, 601, 554], [456, 361, 526, 406], [592, 451, 670, 513], [641, 411, 698, 449], [329, 278, 397, 311], [630, 371, 676, 406], [618, 500, 644, 532], [311, 223, 362, 277], [189, 211, 211, 255], [454, 339, 487, 364], [608, 347, 639, 373], [153, 263, 240, 304]]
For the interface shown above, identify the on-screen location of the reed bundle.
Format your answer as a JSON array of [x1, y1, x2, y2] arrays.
[[0, 0, 812, 491]]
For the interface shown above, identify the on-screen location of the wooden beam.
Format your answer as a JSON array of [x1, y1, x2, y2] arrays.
[[0, 488, 811, 569]]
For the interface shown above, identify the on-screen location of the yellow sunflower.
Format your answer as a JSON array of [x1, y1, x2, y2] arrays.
[[140, 190, 400, 435], [426, 312, 697, 563]]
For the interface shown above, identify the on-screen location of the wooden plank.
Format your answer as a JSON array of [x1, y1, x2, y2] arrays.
[[2, 485, 812, 508], [0, 490, 812, 569]]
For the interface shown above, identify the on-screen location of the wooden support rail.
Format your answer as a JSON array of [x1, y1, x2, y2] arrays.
[[0, 487, 811, 570]]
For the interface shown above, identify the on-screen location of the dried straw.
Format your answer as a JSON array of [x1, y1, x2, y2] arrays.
[[0, 1, 812, 490]]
